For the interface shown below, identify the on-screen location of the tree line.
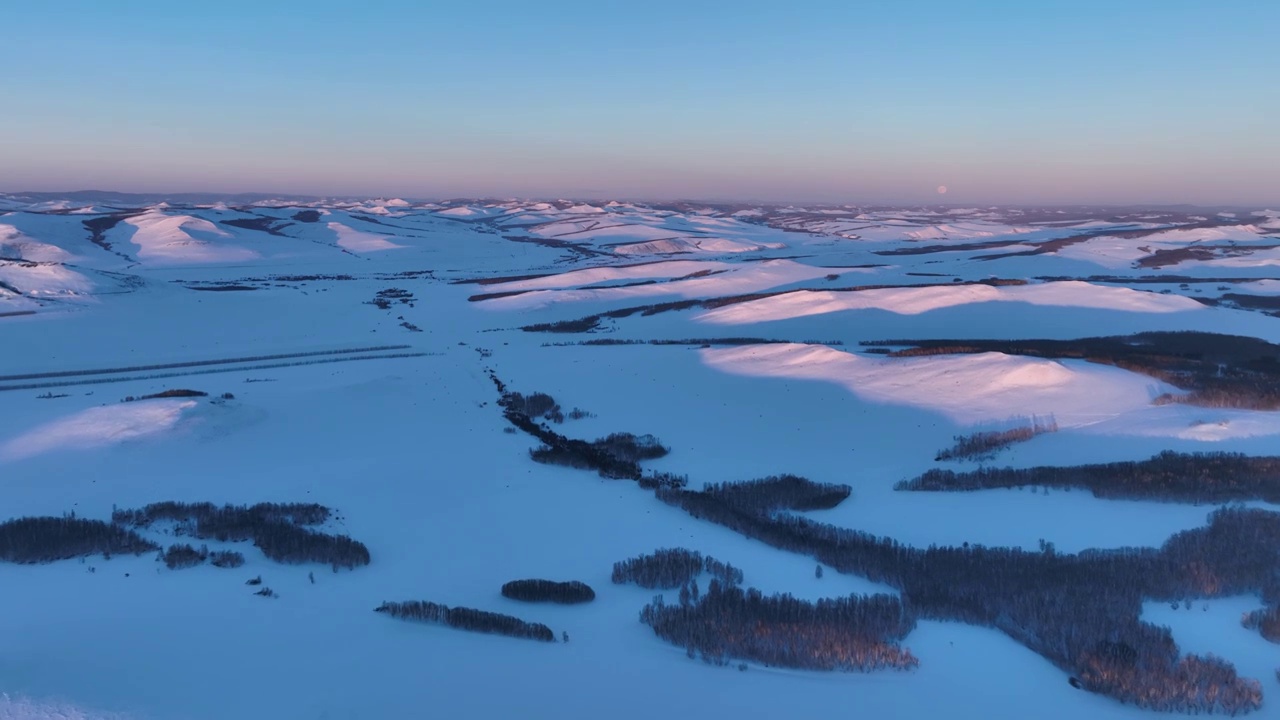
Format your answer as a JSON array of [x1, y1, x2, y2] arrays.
[[497, 385, 669, 480], [163, 544, 250, 570], [1241, 606, 1280, 644], [641, 581, 919, 672], [655, 475, 1276, 714], [0, 515, 157, 564], [114, 501, 369, 570], [163, 543, 207, 569], [375, 600, 555, 642], [898, 450, 1280, 504], [502, 391, 563, 423], [700, 474, 851, 513], [501, 579, 595, 604], [612, 548, 743, 589], [935, 417, 1058, 462]]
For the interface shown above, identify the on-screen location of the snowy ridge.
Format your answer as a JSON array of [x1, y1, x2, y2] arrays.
[[696, 280, 1205, 324], [122, 210, 259, 265]]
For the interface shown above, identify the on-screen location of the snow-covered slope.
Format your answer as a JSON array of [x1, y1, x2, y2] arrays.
[[696, 280, 1204, 324], [121, 210, 260, 265]]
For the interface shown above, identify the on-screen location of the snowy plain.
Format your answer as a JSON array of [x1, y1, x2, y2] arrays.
[[1, 195, 1279, 719]]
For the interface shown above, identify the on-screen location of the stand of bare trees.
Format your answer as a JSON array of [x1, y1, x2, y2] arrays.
[[1241, 606, 1280, 643], [935, 417, 1058, 461], [0, 515, 157, 563], [656, 475, 1274, 714], [114, 501, 369, 570], [612, 548, 743, 589], [375, 600, 555, 642], [900, 451, 1280, 504], [642, 583, 919, 672], [501, 579, 595, 604]]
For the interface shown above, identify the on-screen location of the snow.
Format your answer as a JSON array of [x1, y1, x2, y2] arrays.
[[696, 281, 1203, 324], [1055, 224, 1274, 270], [489, 260, 727, 292], [0, 224, 72, 262], [0, 400, 197, 461], [1139, 225, 1264, 243], [327, 222, 405, 252], [4, 198, 1280, 720], [700, 344, 1169, 428], [0, 260, 93, 299], [123, 211, 259, 265], [1142, 595, 1280, 695], [700, 343, 1280, 442], [0, 693, 131, 720], [478, 259, 867, 311], [613, 236, 784, 255]]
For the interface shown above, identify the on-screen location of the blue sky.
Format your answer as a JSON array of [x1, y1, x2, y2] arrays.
[[2, 0, 1276, 204]]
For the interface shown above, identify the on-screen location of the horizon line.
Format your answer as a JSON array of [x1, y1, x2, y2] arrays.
[[3, 189, 1275, 211]]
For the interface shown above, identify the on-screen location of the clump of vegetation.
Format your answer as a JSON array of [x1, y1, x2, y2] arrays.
[[655, 475, 1276, 714], [527, 432, 668, 479], [375, 600, 555, 642], [209, 550, 245, 568], [935, 417, 1058, 461], [638, 471, 689, 490], [367, 287, 416, 310], [612, 548, 743, 589], [642, 584, 919, 672], [113, 501, 369, 570], [503, 392, 563, 423], [701, 474, 851, 513], [501, 579, 596, 604], [1216, 293, 1280, 316], [567, 407, 594, 420], [113, 501, 329, 532], [863, 331, 1280, 410], [254, 586, 277, 599], [123, 388, 208, 402], [162, 543, 207, 569], [898, 451, 1280, 503], [521, 316, 602, 333], [1242, 606, 1280, 644], [496, 386, 668, 479], [0, 516, 158, 564]]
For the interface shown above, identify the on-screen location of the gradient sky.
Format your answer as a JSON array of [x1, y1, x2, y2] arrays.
[[2, 0, 1276, 204]]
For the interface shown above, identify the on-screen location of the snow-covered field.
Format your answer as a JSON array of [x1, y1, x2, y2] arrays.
[[2, 194, 1279, 719]]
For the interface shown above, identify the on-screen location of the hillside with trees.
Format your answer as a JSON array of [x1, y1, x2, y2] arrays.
[[862, 331, 1280, 410], [655, 475, 1276, 714], [898, 451, 1280, 503]]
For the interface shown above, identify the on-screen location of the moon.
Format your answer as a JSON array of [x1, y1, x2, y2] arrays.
[[937, 185, 948, 195]]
